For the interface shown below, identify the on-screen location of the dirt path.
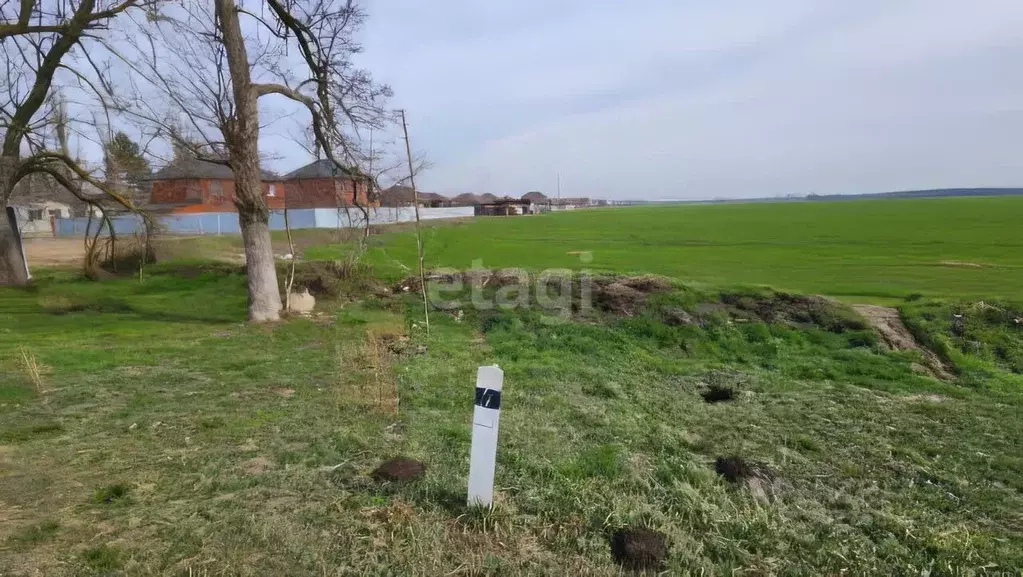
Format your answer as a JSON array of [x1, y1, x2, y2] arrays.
[[853, 304, 954, 380], [23, 237, 85, 267]]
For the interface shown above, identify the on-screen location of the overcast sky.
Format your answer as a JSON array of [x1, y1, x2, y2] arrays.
[[267, 0, 1023, 200]]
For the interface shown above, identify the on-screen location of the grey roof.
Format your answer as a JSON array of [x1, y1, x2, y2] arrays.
[[379, 186, 447, 205], [151, 158, 279, 181], [380, 185, 415, 205], [283, 159, 358, 180], [522, 190, 548, 202], [451, 193, 481, 205]]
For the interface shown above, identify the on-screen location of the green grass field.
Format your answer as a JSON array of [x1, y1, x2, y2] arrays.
[[306, 196, 1023, 301], [2, 196, 1022, 575]]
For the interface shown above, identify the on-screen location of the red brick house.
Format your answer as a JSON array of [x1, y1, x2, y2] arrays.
[[149, 158, 284, 213], [282, 159, 374, 208]]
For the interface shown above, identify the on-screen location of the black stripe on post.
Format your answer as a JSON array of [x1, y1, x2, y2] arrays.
[[474, 387, 502, 410]]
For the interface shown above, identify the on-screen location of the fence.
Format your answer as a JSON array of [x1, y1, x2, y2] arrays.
[[53, 206, 474, 237]]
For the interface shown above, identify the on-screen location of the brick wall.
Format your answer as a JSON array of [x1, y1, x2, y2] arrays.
[[151, 178, 284, 211], [283, 177, 372, 209]]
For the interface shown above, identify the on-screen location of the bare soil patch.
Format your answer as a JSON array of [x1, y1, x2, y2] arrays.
[[715, 456, 774, 484], [371, 458, 425, 482], [853, 305, 953, 380], [240, 457, 275, 476], [593, 275, 673, 316], [701, 385, 736, 404], [721, 292, 867, 332], [23, 237, 85, 267], [609, 527, 668, 571], [939, 260, 985, 268]]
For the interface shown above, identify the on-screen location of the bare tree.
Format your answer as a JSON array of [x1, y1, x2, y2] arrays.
[[0, 0, 152, 285], [119, 0, 389, 321]]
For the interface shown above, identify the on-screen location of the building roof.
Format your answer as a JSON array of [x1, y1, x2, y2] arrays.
[[479, 197, 530, 205], [522, 190, 548, 202], [380, 186, 448, 205], [283, 158, 358, 180], [478, 193, 499, 203], [152, 157, 280, 181], [380, 185, 414, 205], [451, 193, 481, 205], [419, 192, 449, 203]]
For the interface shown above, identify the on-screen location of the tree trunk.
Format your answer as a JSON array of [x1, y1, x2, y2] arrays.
[[240, 213, 281, 322], [216, 0, 282, 322], [0, 205, 29, 286], [0, 156, 29, 286]]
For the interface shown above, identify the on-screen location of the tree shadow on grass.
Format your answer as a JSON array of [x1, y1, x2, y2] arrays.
[[5, 298, 240, 325]]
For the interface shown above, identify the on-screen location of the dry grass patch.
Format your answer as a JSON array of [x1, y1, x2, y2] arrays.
[[333, 324, 406, 416]]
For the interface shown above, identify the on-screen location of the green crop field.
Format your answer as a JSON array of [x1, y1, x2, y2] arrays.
[[307, 196, 1023, 302], [2, 196, 1022, 575]]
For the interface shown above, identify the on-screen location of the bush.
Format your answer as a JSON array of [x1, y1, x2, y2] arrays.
[[901, 299, 1023, 377], [278, 259, 383, 300], [92, 235, 156, 278]]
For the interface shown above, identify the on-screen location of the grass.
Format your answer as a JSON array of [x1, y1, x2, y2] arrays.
[[2, 196, 1022, 574], [300, 196, 1023, 302], [1, 258, 1021, 575]]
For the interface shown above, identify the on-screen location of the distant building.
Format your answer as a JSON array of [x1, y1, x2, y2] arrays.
[[476, 197, 535, 216], [380, 186, 449, 208], [7, 172, 110, 236], [451, 193, 482, 206], [9, 202, 71, 236], [418, 192, 450, 208], [149, 158, 284, 213], [522, 191, 548, 204], [282, 159, 373, 209], [550, 197, 592, 211], [148, 157, 372, 212]]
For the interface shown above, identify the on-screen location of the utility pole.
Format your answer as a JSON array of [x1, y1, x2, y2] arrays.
[[557, 172, 562, 200]]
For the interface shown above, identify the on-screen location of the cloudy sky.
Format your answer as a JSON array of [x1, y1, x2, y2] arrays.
[[274, 0, 1023, 200]]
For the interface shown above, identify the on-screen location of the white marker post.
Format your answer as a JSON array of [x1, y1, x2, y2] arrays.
[[468, 365, 504, 507]]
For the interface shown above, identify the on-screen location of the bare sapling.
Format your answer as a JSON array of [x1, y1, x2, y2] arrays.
[[399, 109, 429, 337]]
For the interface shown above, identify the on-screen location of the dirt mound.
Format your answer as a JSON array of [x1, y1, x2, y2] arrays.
[[853, 305, 953, 380], [395, 269, 528, 294], [618, 275, 672, 294], [715, 456, 773, 484], [593, 275, 673, 316], [722, 292, 867, 332], [661, 307, 697, 326], [609, 527, 668, 571], [371, 458, 426, 482], [701, 385, 736, 403], [715, 456, 779, 504]]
